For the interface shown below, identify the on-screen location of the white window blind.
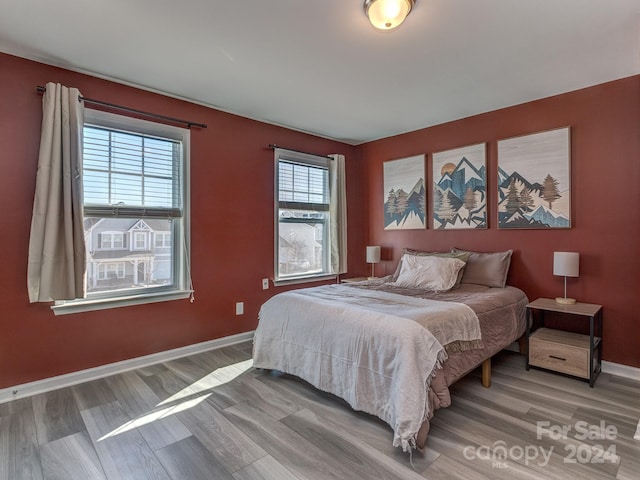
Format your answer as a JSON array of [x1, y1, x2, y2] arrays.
[[83, 126, 183, 217]]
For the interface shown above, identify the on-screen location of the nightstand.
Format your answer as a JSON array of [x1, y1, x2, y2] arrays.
[[340, 276, 369, 284], [526, 298, 603, 387]]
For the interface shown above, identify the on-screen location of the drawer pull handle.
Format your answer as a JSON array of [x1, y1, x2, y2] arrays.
[[549, 355, 566, 361]]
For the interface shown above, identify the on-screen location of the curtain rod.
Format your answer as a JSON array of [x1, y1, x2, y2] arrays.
[[269, 144, 332, 160], [36, 86, 207, 129]]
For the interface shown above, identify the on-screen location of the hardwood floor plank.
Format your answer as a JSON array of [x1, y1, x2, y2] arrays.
[[0, 397, 32, 418], [155, 435, 235, 480], [81, 401, 171, 480], [494, 365, 640, 417], [262, 373, 438, 472], [476, 369, 579, 419], [223, 401, 364, 480], [422, 454, 493, 480], [228, 376, 301, 420], [72, 379, 117, 411], [175, 397, 267, 473], [425, 428, 550, 480], [32, 388, 85, 445], [281, 408, 426, 480], [232, 455, 302, 480], [135, 363, 168, 377], [163, 356, 213, 385], [158, 356, 245, 411], [603, 373, 640, 393], [140, 364, 267, 473], [40, 431, 106, 480], [188, 344, 253, 373], [441, 394, 619, 480], [105, 371, 191, 451], [2, 404, 44, 480], [0, 415, 11, 480]]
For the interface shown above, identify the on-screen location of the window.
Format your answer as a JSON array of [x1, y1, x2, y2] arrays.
[[274, 149, 332, 284], [53, 109, 191, 314], [97, 262, 125, 280], [155, 232, 171, 248], [133, 231, 147, 250], [99, 232, 124, 249]]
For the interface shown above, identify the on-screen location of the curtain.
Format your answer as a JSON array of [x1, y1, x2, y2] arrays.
[[329, 154, 348, 274], [27, 82, 86, 302]]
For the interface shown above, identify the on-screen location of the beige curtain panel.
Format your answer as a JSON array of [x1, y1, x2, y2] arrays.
[[27, 82, 86, 302], [329, 154, 348, 275]]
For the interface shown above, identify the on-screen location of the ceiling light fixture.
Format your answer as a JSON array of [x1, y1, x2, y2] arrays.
[[364, 0, 415, 31]]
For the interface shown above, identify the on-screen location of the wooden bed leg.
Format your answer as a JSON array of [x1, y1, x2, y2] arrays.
[[518, 335, 527, 355], [481, 358, 491, 388]]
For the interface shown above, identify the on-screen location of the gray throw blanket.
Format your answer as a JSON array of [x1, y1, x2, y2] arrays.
[[253, 284, 481, 450]]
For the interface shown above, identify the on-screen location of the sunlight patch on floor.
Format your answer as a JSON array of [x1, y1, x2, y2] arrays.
[[157, 358, 254, 406], [97, 359, 254, 441], [98, 393, 211, 441]]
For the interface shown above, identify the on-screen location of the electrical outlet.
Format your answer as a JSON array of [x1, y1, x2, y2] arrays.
[[262, 278, 269, 290], [235, 302, 244, 315]]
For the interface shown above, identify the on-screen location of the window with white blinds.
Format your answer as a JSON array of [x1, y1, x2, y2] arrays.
[[83, 126, 183, 217], [53, 109, 192, 314], [274, 149, 332, 283]]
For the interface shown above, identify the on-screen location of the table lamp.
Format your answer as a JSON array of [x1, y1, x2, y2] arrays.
[[366, 246, 381, 279], [553, 251, 579, 304]]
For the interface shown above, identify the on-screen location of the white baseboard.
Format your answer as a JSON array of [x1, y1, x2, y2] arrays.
[[0, 331, 255, 405], [601, 360, 640, 381]]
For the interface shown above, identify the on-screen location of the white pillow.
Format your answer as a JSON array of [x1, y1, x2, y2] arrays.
[[393, 255, 466, 291]]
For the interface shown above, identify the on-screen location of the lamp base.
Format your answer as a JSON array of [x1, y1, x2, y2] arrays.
[[555, 297, 576, 305]]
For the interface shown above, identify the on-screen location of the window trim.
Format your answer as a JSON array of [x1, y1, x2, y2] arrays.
[[273, 149, 335, 286], [53, 109, 191, 315]]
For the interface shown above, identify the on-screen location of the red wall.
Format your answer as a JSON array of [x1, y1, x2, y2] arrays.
[[1, 52, 638, 390], [0, 53, 366, 389], [360, 75, 640, 368]]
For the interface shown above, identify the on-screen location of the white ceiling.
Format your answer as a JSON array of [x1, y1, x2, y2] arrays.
[[1, 0, 639, 144]]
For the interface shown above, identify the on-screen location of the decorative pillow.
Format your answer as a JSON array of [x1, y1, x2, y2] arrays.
[[391, 248, 470, 286], [393, 255, 466, 291], [450, 248, 513, 288]]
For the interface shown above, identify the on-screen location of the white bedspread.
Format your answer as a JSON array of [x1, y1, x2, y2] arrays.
[[252, 284, 481, 450]]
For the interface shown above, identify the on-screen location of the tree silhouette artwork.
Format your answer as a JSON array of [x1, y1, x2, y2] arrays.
[[542, 173, 561, 209], [383, 154, 426, 230]]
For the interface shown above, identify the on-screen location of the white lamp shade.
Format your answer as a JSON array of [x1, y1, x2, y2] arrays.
[[366, 246, 381, 263], [553, 252, 579, 277]]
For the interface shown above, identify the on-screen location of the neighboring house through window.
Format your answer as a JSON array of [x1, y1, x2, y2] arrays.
[[54, 109, 191, 314]]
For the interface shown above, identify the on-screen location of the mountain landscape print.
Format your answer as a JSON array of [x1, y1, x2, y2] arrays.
[[384, 154, 426, 230], [432, 143, 486, 229], [497, 127, 570, 229]]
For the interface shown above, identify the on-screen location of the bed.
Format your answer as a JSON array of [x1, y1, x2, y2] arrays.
[[252, 249, 528, 451]]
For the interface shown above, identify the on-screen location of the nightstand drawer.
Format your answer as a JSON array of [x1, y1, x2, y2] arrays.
[[529, 328, 592, 379]]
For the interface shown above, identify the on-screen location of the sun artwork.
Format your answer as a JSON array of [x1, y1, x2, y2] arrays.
[[441, 162, 456, 176]]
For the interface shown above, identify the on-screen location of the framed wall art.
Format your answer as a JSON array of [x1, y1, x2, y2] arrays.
[[432, 143, 486, 229], [497, 127, 571, 229], [383, 154, 426, 230]]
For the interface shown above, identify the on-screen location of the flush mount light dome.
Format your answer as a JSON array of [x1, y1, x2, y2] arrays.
[[364, 0, 415, 31]]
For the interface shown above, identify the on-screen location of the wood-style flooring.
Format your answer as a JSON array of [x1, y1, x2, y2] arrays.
[[1, 341, 638, 479]]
